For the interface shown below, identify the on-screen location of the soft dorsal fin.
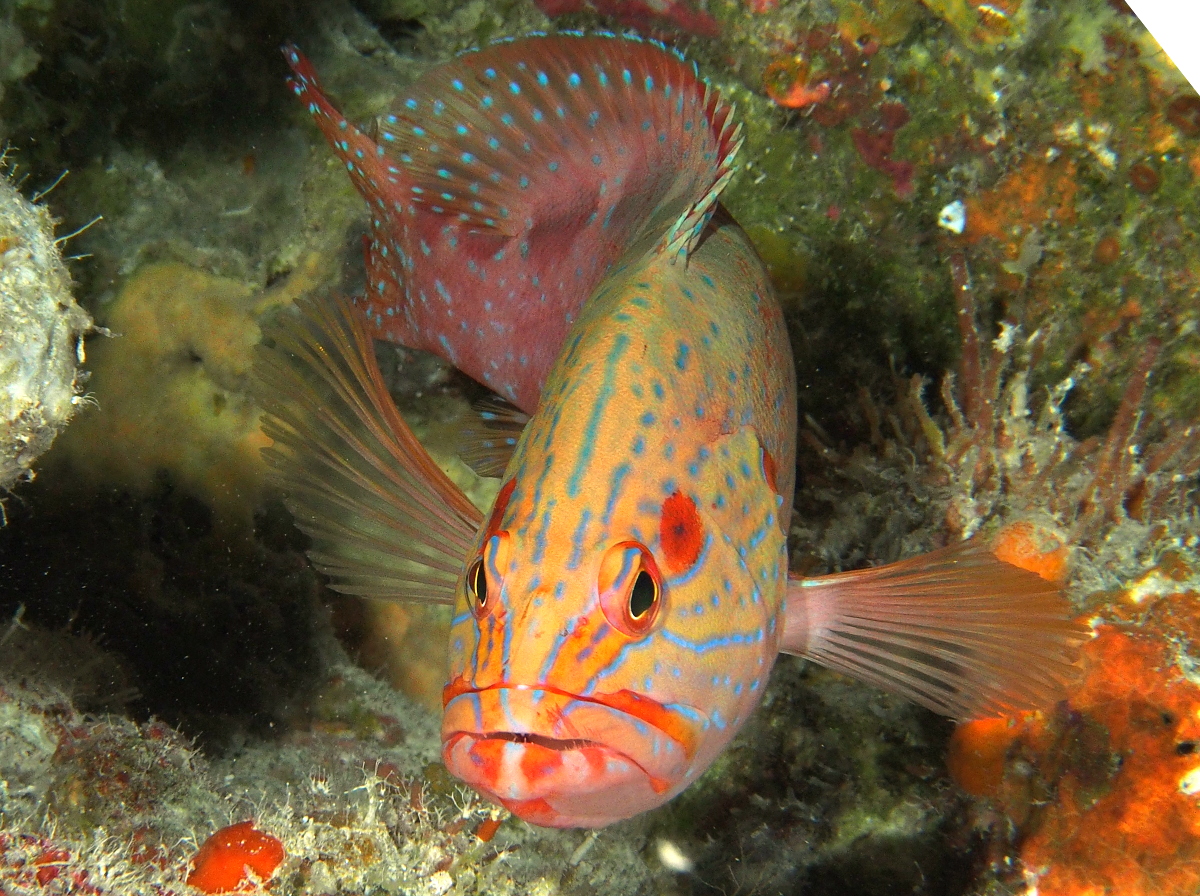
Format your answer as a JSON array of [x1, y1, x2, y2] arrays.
[[456, 394, 530, 478], [254, 294, 482, 604], [371, 32, 742, 250]]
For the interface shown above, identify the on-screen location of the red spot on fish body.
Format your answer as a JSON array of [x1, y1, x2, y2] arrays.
[[444, 673, 473, 707], [761, 445, 779, 496], [520, 741, 565, 783], [660, 491, 704, 574]]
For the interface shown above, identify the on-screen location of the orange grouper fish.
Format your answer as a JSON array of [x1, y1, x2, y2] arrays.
[[256, 33, 1084, 828]]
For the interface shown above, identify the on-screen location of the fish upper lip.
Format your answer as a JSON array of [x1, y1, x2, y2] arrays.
[[441, 681, 700, 782], [444, 679, 704, 749]]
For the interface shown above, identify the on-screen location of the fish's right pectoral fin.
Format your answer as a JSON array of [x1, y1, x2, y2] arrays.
[[780, 533, 1089, 719], [253, 293, 483, 604]]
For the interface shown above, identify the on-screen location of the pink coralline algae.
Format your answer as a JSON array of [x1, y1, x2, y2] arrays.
[[533, 0, 721, 37], [851, 101, 915, 199]]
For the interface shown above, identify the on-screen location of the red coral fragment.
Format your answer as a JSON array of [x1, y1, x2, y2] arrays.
[[186, 822, 284, 894], [851, 126, 914, 198]]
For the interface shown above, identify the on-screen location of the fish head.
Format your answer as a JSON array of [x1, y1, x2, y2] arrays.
[[441, 333, 788, 828]]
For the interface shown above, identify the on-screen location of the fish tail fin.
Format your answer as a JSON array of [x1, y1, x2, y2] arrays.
[[252, 292, 482, 604], [284, 45, 418, 345], [781, 525, 1088, 719]]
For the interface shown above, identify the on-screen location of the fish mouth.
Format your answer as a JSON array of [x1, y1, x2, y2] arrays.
[[471, 730, 596, 751], [441, 684, 700, 827]]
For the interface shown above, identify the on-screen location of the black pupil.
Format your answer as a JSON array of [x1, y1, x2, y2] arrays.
[[629, 571, 656, 618], [471, 561, 487, 607]]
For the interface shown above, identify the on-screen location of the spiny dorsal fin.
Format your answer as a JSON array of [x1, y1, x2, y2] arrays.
[[254, 294, 482, 604]]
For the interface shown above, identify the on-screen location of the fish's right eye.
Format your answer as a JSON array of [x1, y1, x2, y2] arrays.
[[467, 532, 509, 620], [467, 558, 488, 612]]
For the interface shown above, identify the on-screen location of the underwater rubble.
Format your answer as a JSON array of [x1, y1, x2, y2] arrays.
[[0, 0, 1197, 894], [0, 155, 93, 499]]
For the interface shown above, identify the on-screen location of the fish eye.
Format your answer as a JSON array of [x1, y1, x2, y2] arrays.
[[467, 532, 508, 619], [467, 558, 488, 611], [598, 541, 663, 637], [629, 570, 657, 619]]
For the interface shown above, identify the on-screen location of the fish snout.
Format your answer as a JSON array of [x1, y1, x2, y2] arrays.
[[441, 686, 696, 827]]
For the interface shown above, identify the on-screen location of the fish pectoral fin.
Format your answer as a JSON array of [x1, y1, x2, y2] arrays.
[[456, 394, 530, 479], [253, 293, 483, 604], [780, 532, 1088, 719]]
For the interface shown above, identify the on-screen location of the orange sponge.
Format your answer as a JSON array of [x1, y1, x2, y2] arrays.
[[186, 821, 284, 893]]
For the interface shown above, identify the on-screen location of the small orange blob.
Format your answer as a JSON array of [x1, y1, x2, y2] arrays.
[[991, 521, 1069, 583], [1093, 233, 1120, 266], [762, 57, 831, 109], [475, 816, 504, 842], [947, 716, 1019, 797], [1128, 161, 1161, 194], [186, 821, 284, 894]]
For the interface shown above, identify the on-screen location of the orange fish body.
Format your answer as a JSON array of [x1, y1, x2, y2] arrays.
[[259, 34, 1085, 830], [443, 215, 797, 826]]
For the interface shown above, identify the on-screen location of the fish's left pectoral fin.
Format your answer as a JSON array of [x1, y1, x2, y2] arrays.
[[456, 394, 530, 478], [780, 534, 1089, 719], [253, 293, 484, 604]]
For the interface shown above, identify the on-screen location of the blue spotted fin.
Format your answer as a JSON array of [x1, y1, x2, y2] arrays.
[[779, 536, 1087, 719], [456, 394, 530, 478], [373, 33, 741, 250], [254, 295, 482, 604]]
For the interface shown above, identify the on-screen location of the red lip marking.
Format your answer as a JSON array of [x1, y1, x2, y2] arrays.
[[442, 677, 700, 762]]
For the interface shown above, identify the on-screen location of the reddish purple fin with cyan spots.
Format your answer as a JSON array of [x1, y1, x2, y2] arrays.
[[283, 34, 740, 414]]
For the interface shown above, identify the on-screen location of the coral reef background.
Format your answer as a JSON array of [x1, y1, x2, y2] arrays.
[[0, 0, 1197, 894]]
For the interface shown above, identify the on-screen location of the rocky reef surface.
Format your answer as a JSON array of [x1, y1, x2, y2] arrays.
[[0, 157, 92, 498]]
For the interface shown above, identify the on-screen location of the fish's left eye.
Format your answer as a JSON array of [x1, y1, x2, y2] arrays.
[[598, 541, 663, 637]]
